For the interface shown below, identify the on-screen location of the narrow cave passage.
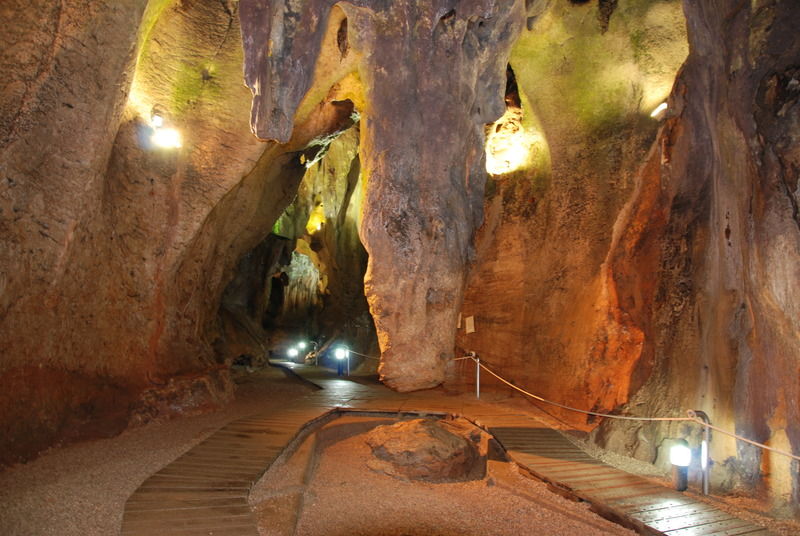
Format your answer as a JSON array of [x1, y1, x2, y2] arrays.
[[217, 124, 379, 376]]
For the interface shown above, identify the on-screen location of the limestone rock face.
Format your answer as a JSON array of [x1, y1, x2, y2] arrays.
[[592, 0, 800, 506], [365, 418, 483, 482], [455, 0, 688, 425], [0, 0, 352, 464], [239, 0, 526, 391], [453, 0, 800, 509]]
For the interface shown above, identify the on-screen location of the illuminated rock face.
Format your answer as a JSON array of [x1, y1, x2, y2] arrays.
[[456, 0, 688, 429], [456, 0, 800, 509], [0, 0, 352, 463], [594, 0, 800, 505], [240, 0, 525, 391]]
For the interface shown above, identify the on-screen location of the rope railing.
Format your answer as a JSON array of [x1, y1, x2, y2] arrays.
[[349, 350, 380, 360], [452, 354, 800, 465], [331, 348, 800, 465]]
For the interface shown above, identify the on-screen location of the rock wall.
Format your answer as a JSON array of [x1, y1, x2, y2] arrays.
[[456, 0, 800, 511], [0, 0, 352, 464], [594, 0, 800, 511], [455, 0, 687, 424]]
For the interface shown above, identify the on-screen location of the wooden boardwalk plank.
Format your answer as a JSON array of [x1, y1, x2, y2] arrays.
[[663, 517, 763, 535], [121, 365, 776, 536]]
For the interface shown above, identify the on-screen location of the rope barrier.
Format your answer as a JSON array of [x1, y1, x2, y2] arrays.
[[474, 358, 690, 422], [452, 355, 800, 463], [340, 350, 800, 462], [692, 418, 800, 463], [349, 350, 381, 360]]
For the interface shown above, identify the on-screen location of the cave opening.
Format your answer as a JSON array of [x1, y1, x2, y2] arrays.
[[216, 120, 378, 375]]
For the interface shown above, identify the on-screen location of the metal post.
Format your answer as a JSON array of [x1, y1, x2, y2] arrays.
[[673, 465, 688, 491], [476, 357, 480, 399], [346, 354, 350, 376], [692, 410, 711, 495]]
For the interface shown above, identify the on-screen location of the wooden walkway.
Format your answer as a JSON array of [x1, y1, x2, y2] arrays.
[[120, 364, 775, 536], [120, 407, 334, 536], [484, 426, 773, 536]]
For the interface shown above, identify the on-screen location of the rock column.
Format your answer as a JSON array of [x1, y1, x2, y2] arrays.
[[240, 0, 524, 391]]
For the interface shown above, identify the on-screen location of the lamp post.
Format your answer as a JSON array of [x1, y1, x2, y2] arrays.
[[689, 409, 711, 495], [334, 347, 350, 376], [670, 442, 691, 491]]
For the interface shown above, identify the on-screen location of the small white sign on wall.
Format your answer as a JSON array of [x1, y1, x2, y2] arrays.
[[465, 315, 475, 334]]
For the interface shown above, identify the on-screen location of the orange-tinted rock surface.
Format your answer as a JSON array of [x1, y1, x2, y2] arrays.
[[455, 0, 800, 512], [1, 0, 798, 514]]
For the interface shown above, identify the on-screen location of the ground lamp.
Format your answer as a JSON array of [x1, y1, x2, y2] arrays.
[[670, 441, 691, 491], [334, 347, 350, 376]]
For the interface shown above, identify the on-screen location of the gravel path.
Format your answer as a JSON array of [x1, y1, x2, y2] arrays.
[[0, 367, 314, 536]]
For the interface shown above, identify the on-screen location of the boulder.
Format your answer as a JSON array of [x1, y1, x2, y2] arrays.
[[365, 418, 484, 482]]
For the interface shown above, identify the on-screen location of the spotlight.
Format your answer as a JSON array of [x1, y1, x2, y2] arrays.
[[670, 444, 691, 467], [298, 341, 307, 350], [287, 348, 299, 358], [670, 443, 691, 491], [152, 127, 182, 148], [650, 102, 668, 119], [334, 347, 348, 360], [151, 114, 164, 128]]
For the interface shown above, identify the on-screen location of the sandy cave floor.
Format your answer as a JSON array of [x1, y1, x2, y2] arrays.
[[251, 415, 636, 536]]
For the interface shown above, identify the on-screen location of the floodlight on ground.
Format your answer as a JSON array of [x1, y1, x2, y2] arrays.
[[287, 348, 299, 358], [670, 444, 691, 467], [670, 442, 691, 491]]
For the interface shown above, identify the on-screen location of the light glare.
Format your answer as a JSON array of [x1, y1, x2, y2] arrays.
[[287, 348, 299, 358], [334, 348, 348, 360], [701, 440, 708, 470], [650, 102, 668, 118], [152, 127, 182, 148], [670, 444, 692, 467]]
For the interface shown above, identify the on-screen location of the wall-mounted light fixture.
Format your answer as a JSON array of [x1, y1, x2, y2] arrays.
[[150, 113, 182, 148], [650, 102, 668, 119]]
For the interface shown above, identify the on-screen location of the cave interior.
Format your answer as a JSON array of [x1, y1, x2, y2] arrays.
[[1, 0, 799, 525]]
